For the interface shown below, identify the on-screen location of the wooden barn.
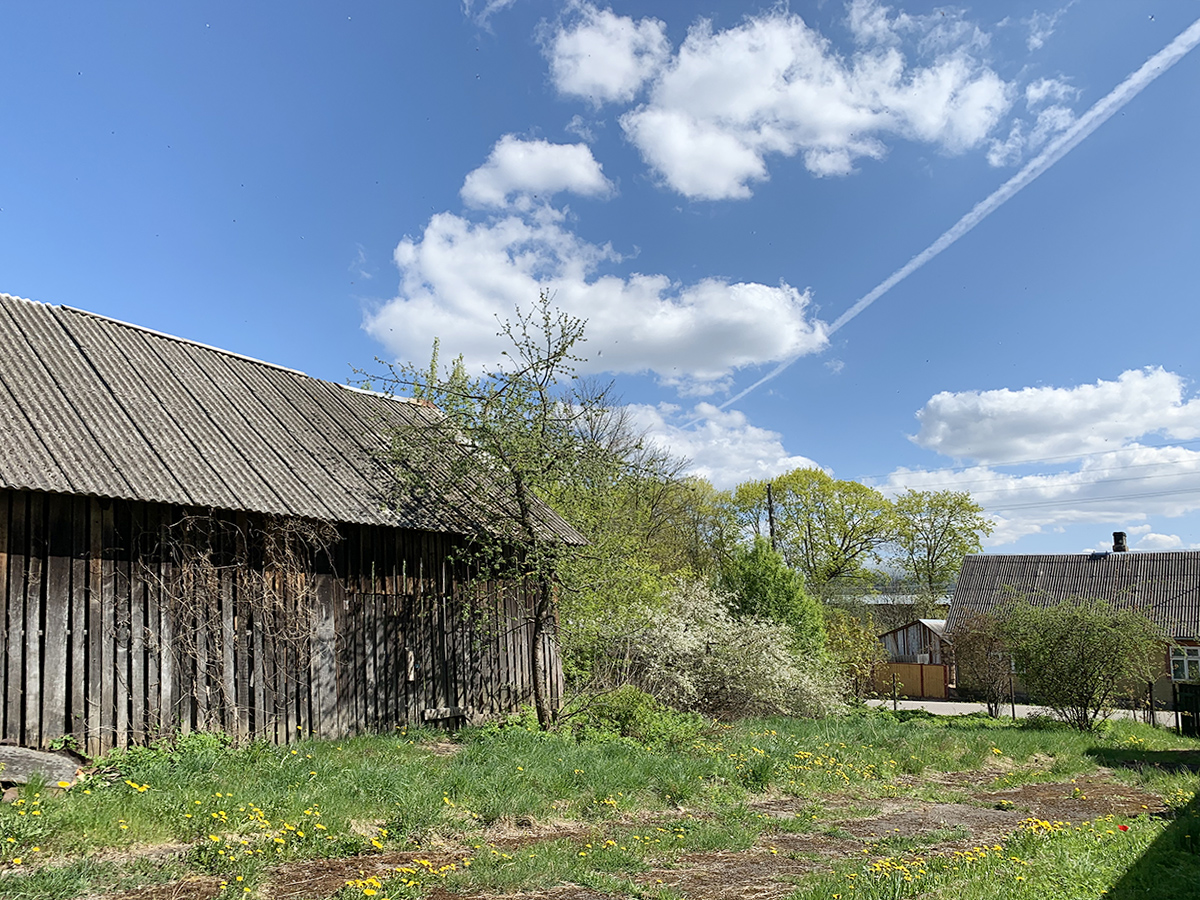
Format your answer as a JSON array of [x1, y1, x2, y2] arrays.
[[0, 293, 584, 754]]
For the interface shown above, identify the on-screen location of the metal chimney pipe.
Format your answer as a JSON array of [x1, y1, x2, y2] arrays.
[[1113, 531, 1128, 552]]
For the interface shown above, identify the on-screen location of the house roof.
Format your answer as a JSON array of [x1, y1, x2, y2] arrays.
[[878, 618, 949, 641], [0, 293, 585, 543], [948, 551, 1200, 640]]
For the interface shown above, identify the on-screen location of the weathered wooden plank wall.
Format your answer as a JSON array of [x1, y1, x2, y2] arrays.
[[0, 488, 561, 753]]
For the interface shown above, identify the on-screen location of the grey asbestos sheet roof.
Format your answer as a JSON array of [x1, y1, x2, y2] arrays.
[[0, 293, 585, 543], [949, 551, 1200, 640]]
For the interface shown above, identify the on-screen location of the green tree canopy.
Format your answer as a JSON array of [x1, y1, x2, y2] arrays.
[[892, 489, 993, 596], [717, 537, 825, 655], [733, 468, 895, 595]]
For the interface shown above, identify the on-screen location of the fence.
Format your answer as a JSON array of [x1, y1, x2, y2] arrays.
[[0, 488, 561, 754], [872, 663, 950, 700]]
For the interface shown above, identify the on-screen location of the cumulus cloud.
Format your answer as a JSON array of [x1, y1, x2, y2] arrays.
[[884, 368, 1200, 545], [884, 443, 1200, 545], [611, 2, 1011, 199], [627, 402, 823, 490], [1137, 532, 1188, 551], [461, 135, 613, 209], [364, 204, 828, 388], [911, 368, 1200, 463], [543, 2, 670, 106]]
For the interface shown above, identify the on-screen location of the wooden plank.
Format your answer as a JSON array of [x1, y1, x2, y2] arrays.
[[69, 496, 90, 746], [24, 491, 45, 749], [234, 513, 250, 741], [144, 505, 161, 739], [235, 571, 250, 741], [3, 492, 22, 744], [193, 537, 208, 732], [251, 600, 265, 738], [129, 504, 147, 745], [0, 492, 9, 740], [313, 573, 337, 738], [113, 502, 131, 749], [86, 500, 103, 755], [221, 565, 236, 734], [157, 513, 174, 737], [41, 493, 72, 747]]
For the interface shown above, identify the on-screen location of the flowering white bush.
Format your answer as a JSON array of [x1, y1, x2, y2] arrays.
[[609, 578, 844, 719]]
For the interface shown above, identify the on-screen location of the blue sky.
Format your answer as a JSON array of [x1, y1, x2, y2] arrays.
[[3, 2, 1199, 553]]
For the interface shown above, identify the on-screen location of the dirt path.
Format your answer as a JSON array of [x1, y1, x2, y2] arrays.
[[91, 773, 1166, 900]]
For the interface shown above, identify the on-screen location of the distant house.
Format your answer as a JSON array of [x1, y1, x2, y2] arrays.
[[0, 293, 583, 753], [879, 619, 950, 665], [948, 534, 1200, 706]]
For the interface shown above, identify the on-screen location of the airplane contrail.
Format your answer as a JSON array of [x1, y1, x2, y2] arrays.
[[703, 16, 1200, 420]]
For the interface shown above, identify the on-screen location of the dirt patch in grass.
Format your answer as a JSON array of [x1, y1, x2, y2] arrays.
[[263, 851, 469, 900], [987, 776, 1166, 821], [91, 875, 223, 900]]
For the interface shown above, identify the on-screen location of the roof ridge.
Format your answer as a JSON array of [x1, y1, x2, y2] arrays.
[[4, 293, 429, 407]]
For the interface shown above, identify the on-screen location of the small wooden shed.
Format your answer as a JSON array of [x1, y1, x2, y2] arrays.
[[0, 293, 584, 753], [879, 619, 950, 665]]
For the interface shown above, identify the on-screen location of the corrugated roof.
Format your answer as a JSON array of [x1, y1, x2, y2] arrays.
[[948, 551, 1200, 640], [0, 293, 585, 544]]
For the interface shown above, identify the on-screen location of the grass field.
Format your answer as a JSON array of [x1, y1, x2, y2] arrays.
[[1, 708, 1197, 899]]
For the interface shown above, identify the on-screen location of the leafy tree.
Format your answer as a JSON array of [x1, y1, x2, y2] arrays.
[[734, 468, 895, 595], [951, 613, 1012, 717], [892, 490, 993, 596], [377, 295, 619, 728], [823, 608, 888, 699], [1002, 597, 1163, 731], [717, 538, 825, 655]]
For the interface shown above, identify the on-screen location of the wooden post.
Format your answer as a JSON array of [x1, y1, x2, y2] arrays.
[[1010, 673, 1016, 722], [892, 673, 898, 711], [766, 482, 777, 553]]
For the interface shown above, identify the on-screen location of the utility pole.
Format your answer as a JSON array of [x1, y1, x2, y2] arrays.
[[766, 481, 777, 553]]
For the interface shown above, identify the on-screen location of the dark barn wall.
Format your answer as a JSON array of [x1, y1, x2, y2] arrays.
[[0, 488, 562, 754]]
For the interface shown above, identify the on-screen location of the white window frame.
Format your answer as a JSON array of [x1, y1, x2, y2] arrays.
[[1170, 645, 1200, 682]]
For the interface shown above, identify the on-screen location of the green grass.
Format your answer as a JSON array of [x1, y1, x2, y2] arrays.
[[0, 708, 1197, 898]]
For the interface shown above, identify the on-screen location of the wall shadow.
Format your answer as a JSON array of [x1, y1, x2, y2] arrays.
[[1084, 748, 1200, 898]]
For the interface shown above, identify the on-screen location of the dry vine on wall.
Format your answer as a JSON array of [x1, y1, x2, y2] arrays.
[[136, 513, 342, 731]]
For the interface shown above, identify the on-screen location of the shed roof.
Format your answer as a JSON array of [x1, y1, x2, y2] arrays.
[[948, 551, 1200, 640], [0, 293, 585, 543]]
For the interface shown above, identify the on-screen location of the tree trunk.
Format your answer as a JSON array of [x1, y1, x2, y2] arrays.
[[530, 575, 556, 729]]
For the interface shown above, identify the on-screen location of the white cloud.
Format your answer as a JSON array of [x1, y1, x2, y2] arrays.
[[460, 135, 613, 209], [886, 368, 1200, 545], [1024, 6, 1072, 52], [565, 114, 596, 142], [1137, 532, 1186, 551], [544, 2, 670, 106], [884, 443, 1200, 545], [628, 402, 823, 490], [988, 77, 1078, 166], [365, 205, 828, 388], [462, 0, 518, 27], [615, 4, 1011, 199], [1026, 76, 1078, 106], [911, 368, 1200, 464]]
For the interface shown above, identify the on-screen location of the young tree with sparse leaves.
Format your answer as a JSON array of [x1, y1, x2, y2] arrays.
[[375, 294, 618, 728], [1002, 597, 1163, 731], [951, 612, 1012, 717]]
